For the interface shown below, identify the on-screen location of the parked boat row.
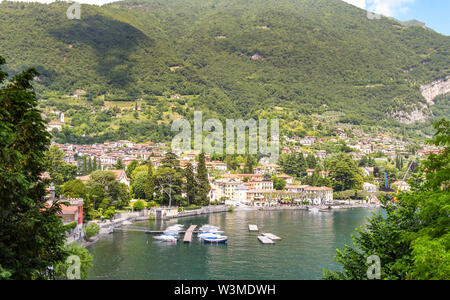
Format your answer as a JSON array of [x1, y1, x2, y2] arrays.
[[198, 224, 228, 243], [153, 224, 184, 242], [153, 224, 228, 244]]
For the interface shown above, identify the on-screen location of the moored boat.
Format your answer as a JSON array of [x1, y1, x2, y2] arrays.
[[202, 235, 228, 243]]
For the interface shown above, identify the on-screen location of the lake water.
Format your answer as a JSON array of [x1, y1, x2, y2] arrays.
[[87, 208, 378, 280]]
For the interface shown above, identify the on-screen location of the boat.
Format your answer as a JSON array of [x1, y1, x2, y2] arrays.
[[153, 235, 178, 242], [202, 235, 228, 243], [309, 207, 320, 213], [166, 225, 184, 230], [199, 224, 220, 231], [198, 232, 221, 239]]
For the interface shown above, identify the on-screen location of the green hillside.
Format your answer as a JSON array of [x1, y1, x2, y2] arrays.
[[0, 0, 449, 142]]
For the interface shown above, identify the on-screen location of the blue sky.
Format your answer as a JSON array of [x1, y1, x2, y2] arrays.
[[15, 0, 450, 35], [343, 0, 449, 35]]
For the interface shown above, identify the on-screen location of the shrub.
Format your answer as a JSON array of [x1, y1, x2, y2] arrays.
[[133, 200, 147, 211], [83, 223, 100, 240], [146, 201, 159, 208], [63, 221, 77, 232], [102, 207, 116, 220]]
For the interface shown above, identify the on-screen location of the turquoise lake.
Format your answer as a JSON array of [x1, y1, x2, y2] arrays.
[[87, 208, 379, 280]]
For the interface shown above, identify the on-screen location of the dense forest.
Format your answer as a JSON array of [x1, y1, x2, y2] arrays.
[[0, 0, 448, 143]]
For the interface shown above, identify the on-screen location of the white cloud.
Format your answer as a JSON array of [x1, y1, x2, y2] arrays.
[[342, 0, 415, 17], [342, 0, 366, 9]]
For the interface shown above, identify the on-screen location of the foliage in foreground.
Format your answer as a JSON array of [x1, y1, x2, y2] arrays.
[[54, 243, 93, 280], [323, 119, 450, 280], [0, 56, 67, 279]]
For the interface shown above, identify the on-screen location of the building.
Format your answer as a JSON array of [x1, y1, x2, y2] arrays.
[[392, 180, 411, 192], [277, 174, 294, 184], [363, 182, 378, 193], [304, 186, 333, 205], [299, 136, 315, 146]]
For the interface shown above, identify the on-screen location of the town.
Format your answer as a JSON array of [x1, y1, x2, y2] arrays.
[[41, 115, 442, 244]]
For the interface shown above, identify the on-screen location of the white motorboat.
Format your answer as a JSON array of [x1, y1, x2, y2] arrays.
[[153, 235, 178, 242], [198, 232, 221, 239], [199, 224, 220, 231], [309, 207, 320, 213], [202, 235, 228, 244]]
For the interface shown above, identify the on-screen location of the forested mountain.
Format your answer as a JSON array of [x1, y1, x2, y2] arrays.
[[0, 0, 449, 140]]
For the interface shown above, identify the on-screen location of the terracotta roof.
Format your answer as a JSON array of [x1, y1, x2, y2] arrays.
[[304, 186, 333, 191]]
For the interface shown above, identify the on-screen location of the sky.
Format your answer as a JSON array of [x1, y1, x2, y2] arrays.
[[13, 0, 450, 35], [343, 0, 449, 35]]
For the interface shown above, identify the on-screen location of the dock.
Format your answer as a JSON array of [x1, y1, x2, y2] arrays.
[[183, 225, 197, 243], [249, 224, 259, 232], [262, 233, 281, 241], [258, 236, 275, 244]]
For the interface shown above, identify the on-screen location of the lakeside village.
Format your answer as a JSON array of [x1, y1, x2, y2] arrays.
[[42, 116, 443, 243]]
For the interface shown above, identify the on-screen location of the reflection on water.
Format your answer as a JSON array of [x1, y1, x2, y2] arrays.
[[87, 208, 378, 280]]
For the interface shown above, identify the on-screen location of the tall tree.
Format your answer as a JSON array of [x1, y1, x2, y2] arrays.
[[44, 145, 77, 185], [184, 163, 196, 206], [88, 156, 93, 174], [114, 158, 124, 170], [144, 160, 154, 201], [306, 154, 317, 169], [82, 155, 88, 175], [244, 154, 254, 174], [196, 153, 210, 206], [0, 57, 66, 279]]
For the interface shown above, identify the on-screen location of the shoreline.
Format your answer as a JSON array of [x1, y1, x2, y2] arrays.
[[80, 203, 380, 247]]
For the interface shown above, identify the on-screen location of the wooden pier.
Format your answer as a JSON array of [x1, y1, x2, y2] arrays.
[[183, 225, 197, 243], [262, 233, 281, 241], [258, 236, 275, 244], [249, 224, 259, 232]]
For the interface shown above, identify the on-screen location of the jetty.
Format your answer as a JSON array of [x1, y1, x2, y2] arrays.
[[249, 224, 259, 232], [258, 235, 275, 244], [183, 225, 197, 243], [262, 233, 281, 241]]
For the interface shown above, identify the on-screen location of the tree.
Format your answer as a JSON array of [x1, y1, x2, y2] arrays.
[[144, 160, 154, 201], [306, 154, 317, 169], [81, 155, 88, 175], [196, 153, 210, 206], [327, 153, 363, 191], [126, 159, 138, 178], [114, 158, 124, 169], [62, 179, 86, 199], [86, 170, 129, 210], [131, 171, 147, 199], [244, 154, 254, 174], [0, 57, 66, 279], [272, 176, 286, 191], [154, 167, 183, 207], [44, 145, 78, 185], [280, 152, 307, 178], [88, 156, 93, 174], [324, 119, 450, 280], [184, 163, 196, 206]]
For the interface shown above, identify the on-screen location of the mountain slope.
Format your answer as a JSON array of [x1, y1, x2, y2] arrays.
[[0, 0, 449, 128]]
